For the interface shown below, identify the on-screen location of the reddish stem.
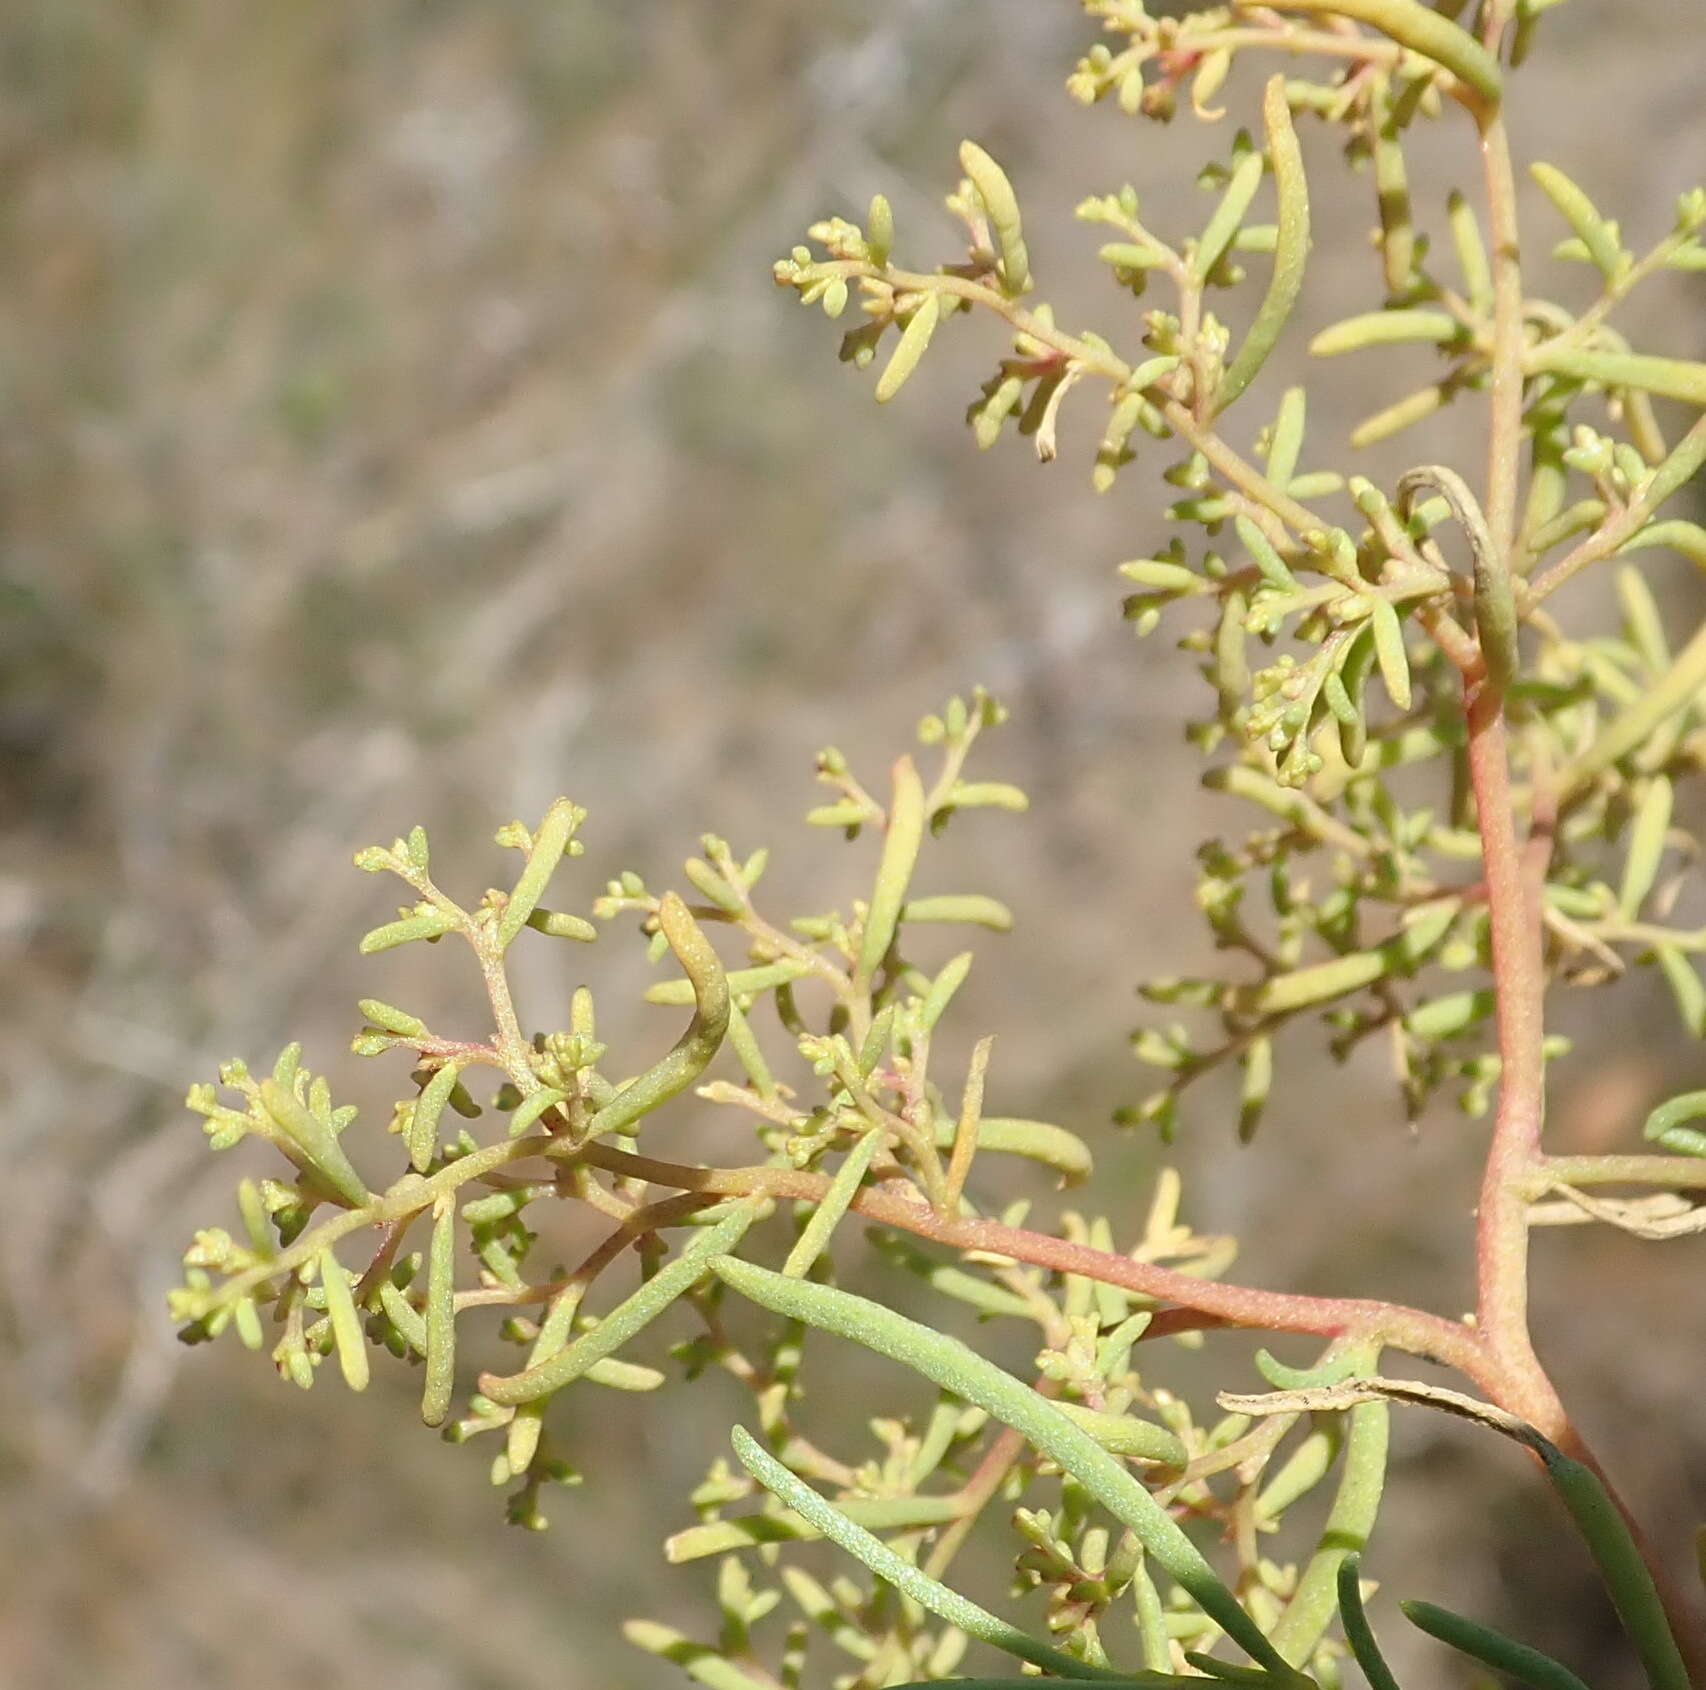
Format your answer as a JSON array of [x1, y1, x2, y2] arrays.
[[574, 1141, 1496, 1387], [1463, 684, 1563, 1433]]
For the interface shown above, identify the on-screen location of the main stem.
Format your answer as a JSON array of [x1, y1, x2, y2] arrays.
[[1463, 90, 1568, 1433], [1471, 92, 1706, 1677], [1464, 687, 1560, 1433]]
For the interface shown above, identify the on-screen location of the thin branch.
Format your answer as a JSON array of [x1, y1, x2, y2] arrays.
[[863, 263, 1333, 541], [570, 1139, 1495, 1385], [1530, 413, 1706, 605], [1539, 1154, 1706, 1194]]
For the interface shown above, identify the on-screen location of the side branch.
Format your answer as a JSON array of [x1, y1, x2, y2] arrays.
[[572, 1141, 1494, 1387]]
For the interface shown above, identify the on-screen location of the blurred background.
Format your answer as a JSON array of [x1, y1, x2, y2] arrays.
[[3, 2, 1704, 1686]]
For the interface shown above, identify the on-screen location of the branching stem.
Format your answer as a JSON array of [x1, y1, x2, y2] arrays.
[[865, 264, 1331, 541], [569, 1140, 1496, 1387]]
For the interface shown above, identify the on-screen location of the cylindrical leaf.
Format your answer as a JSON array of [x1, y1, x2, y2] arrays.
[[711, 1258, 1292, 1678], [1193, 149, 1265, 283], [507, 1085, 569, 1140], [1218, 80, 1309, 410], [1539, 1444, 1691, 1690], [782, 1128, 885, 1279], [479, 1200, 760, 1406], [899, 894, 1013, 930], [960, 140, 1031, 295], [1531, 163, 1623, 278], [589, 892, 730, 1138], [1402, 1600, 1592, 1690], [732, 1426, 1118, 1681], [259, 1079, 370, 1208], [499, 799, 582, 948], [359, 999, 426, 1038], [1263, 0, 1501, 103], [1311, 309, 1460, 357], [359, 910, 456, 953], [1530, 348, 1706, 407], [422, 1196, 456, 1426], [867, 193, 894, 267], [1336, 1557, 1403, 1690], [318, 1248, 369, 1391], [857, 757, 926, 985], [1617, 775, 1673, 918], [874, 293, 942, 403], [1369, 597, 1412, 710], [409, 1062, 463, 1174]]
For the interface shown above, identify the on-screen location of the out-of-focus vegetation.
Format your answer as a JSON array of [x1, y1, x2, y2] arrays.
[[2, 4, 1704, 1687]]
